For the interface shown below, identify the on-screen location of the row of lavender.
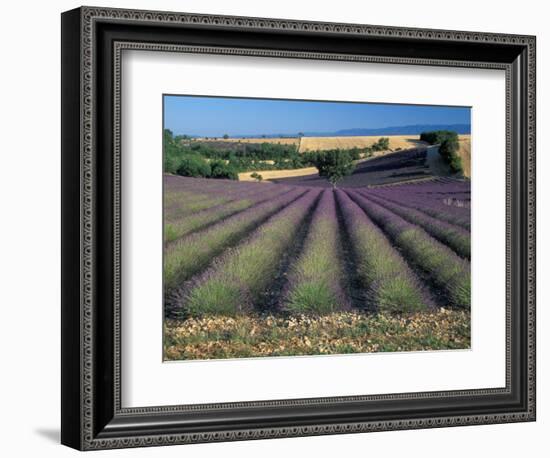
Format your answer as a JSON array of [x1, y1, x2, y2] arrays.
[[164, 175, 471, 318]]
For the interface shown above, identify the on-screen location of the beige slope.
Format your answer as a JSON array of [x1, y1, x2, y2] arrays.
[[457, 135, 471, 178], [238, 167, 318, 181], [298, 135, 426, 153]]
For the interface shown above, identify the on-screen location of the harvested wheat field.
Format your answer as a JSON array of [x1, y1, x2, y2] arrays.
[[298, 135, 426, 153], [458, 135, 471, 178], [238, 166, 318, 181]]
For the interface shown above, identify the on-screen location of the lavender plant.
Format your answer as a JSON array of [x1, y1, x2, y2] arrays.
[[336, 190, 429, 312], [346, 190, 470, 308], [164, 187, 307, 292], [283, 190, 349, 314], [165, 187, 293, 243], [183, 190, 321, 316], [359, 190, 470, 259]]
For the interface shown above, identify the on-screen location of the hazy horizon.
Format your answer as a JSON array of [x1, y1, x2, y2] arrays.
[[164, 95, 471, 138]]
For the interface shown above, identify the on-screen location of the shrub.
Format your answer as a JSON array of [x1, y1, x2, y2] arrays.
[[348, 147, 361, 160], [439, 137, 463, 174], [210, 159, 238, 180], [372, 137, 390, 151], [420, 130, 458, 145], [250, 172, 263, 182], [176, 154, 211, 178], [448, 155, 464, 174]]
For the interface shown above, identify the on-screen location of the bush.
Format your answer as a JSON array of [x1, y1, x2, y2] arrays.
[[439, 137, 459, 160], [420, 130, 458, 145], [210, 159, 238, 180], [312, 149, 355, 186], [439, 137, 463, 174], [372, 137, 390, 151], [250, 172, 263, 182], [176, 155, 212, 178], [347, 147, 361, 160]]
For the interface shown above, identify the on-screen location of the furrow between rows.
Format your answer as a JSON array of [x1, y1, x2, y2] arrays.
[[336, 190, 432, 312], [280, 190, 350, 314], [345, 190, 470, 309], [359, 190, 470, 259], [164, 186, 294, 244], [367, 189, 470, 230], [164, 187, 308, 311], [180, 190, 322, 316]]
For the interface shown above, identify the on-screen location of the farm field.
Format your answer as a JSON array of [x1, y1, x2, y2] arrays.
[[458, 135, 471, 177], [250, 136, 470, 185], [298, 134, 427, 153], [238, 166, 318, 182], [200, 136, 300, 146], [198, 134, 430, 153], [272, 147, 433, 187], [163, 174, 471, 360], [196, 134, 422, 152]]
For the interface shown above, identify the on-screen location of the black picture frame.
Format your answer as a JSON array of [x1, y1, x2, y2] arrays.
[[61, 6, 536, 450]]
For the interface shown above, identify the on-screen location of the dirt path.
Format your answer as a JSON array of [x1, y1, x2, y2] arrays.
[[426, 145, 451, 176]]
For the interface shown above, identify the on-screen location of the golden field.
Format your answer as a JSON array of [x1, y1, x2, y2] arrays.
[[298, 135, 426, 153], [457, 135, 471, 178], [238, 166, 318, 181]]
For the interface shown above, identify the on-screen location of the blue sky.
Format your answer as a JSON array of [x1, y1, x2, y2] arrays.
[[164, 95, 471, 137]]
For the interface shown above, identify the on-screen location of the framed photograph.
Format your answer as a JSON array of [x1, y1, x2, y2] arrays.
[[61, 6, 536, 450]]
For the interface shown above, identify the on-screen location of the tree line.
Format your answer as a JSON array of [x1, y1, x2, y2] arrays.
[[164, 129, 391, 183]]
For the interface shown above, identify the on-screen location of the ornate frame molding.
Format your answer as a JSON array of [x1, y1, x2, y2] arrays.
[[61, 6, 536, 450]]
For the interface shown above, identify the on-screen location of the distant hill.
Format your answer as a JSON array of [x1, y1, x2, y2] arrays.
[[323, 124, 471, 137], [183, 124, 471, 139]]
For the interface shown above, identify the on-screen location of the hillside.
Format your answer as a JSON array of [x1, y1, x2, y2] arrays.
[[298, 135, 426, 153]]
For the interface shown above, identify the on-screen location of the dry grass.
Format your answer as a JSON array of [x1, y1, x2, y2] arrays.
[[200, 137, 300, 146], [298, 135, 426, 153], [239, 167, 318, 181], [457, 135, 471, 178], [164, 309, 471, 360]]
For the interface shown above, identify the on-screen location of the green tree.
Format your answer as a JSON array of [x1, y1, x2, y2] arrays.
[[210, 160, 238, 180], [312, 150, 355, 187], [176, 155, 212, 178], [223, 134, 229, 139], [420, 130, 458, 145]]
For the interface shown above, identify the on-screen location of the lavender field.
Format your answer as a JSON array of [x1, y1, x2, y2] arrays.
[[163, 174, 471, 360]]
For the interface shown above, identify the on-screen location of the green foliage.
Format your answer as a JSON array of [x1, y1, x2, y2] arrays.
[[439, 137, 463, 174], [348, 147, 361, 160], [250, 172, 263, 182], [176, 154, 212, 178], [312, 150, 355, 186], [210, 159, 238, 180], [223, 134, 229, 139], [164, 129, 371, 179], [448, 155, 464, 174], [372, 137, 390, 151], [420, 130, 458, 145], [164, 129, 187, 174], [419, 130, 463, 175]]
